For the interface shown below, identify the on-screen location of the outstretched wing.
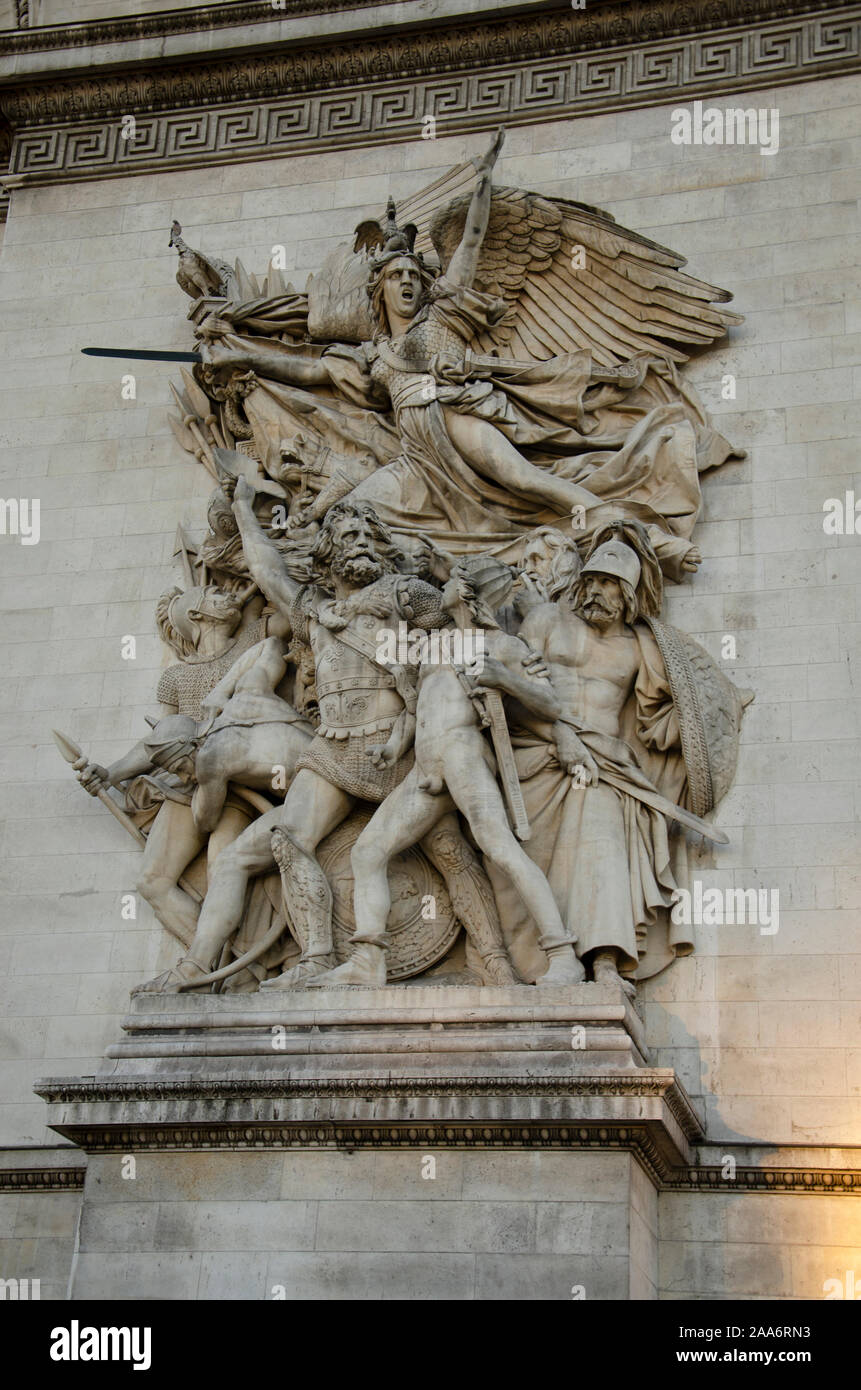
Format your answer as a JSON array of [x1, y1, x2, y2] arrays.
[[430, 184, 562, 313], [307, 162, 741, 361], [428, 182, 742, 367], [307, 242, 376, 343]]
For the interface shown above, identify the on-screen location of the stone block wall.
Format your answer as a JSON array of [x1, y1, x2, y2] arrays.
[[659, 1189, 861, 1300], [31, 0, 199, 25], [0, 71, 859, 1297], [70, 1149, 643, 1301]]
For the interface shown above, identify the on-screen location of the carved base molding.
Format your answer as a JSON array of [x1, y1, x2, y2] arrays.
[[1, 4, 858, 184], [104, 981, 652, 1069], [34, 1073, 861, 1195], [0, 1165, 85, 1193], [35, 1070, 704, 1189], [32, 989, 861, 1194]]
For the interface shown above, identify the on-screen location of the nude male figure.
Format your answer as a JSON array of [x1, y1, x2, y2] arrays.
[[312, 555, 585, 988], [135, 482, 516, 992], [192, 631, 314, 835]]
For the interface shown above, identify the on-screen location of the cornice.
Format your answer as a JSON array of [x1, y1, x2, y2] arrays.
[[34, 1074, 861, 1193], [0, 1165, 86, 1192], [0, 0, 840, 60], [2, 3, 858, 185], [664, 1164, 861, 1195], [1, 1, 854, 125], [5, 0, 407, 51], [35, 1069, 702, 1139]]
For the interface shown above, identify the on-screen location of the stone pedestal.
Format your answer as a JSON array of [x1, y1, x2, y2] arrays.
[[36, 984, 702, 1300]]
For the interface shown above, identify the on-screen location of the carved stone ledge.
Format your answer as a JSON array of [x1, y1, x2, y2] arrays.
[[0, 1165, 86, 1193], [664, 1166, 861, 1195], [30, 982, 699, 1182], [0, 0, 841, 61], [35, 1069, 701, 1185], [1, 5, 858, 183], [32, 1071, 861, 1194], [105, 980, 651, 1068]]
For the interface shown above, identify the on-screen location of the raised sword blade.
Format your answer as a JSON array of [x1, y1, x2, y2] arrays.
[[82, 347, 202, 362]]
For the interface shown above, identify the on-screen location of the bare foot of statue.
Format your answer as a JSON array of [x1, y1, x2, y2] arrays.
[[131, 956, 210, 996], [591, 948, 637, 998], [539, 943, 586, 984], [259, 955, 336, 990], [306, 942, 387, 989]]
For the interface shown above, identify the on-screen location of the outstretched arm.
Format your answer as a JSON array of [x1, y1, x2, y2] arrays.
[[200, 339, 330, 389], [445, 127, 505, 289], [231, 477, 299, 618], [77, 739, 155, 795]]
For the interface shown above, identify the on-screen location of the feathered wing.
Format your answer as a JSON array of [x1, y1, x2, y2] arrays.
[[427, 182, 743, 367], [306, 242, 376, 343], [304, 161, 742, 361]]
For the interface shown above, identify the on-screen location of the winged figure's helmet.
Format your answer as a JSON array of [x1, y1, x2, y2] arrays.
[[354, 198, 422, 270], [379, 198, 418, 258]]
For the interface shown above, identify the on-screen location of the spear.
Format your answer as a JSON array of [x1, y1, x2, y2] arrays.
[[52, 729, 204, 904], [169, 382, 217, 477], [53, 728, 147, 847]]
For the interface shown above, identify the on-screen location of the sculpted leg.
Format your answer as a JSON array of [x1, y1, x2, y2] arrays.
[[307, 772, 447, 989], [190, 737, 232, 836], [420, 812, 518, 986], [136, 800, 206, 947], [444, 410, 593, 518], [132, 809, 282, 994], [264, 830, 336, 988], [205, 804, 253, 872], [445, 758, 585, 984], [258, 770, 355, 989], [590, 947, 637, 999]]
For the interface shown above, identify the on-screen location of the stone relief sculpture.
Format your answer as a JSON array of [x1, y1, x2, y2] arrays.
[[63, 128, 752, 998], [318, 553, 584, 989]]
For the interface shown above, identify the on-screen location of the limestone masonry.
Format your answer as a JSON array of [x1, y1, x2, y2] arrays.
[[0, 0, 859, 1303]]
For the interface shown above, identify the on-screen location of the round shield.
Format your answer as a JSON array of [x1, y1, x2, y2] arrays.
[[317, 808, 461, 979]]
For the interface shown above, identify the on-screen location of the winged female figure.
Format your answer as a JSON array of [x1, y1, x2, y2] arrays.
[[198, 128, 743, 581]]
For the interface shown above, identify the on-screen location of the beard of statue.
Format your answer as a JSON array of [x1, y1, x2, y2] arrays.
[[329, 548, 385, 588], [577, 585, 625, 631]]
